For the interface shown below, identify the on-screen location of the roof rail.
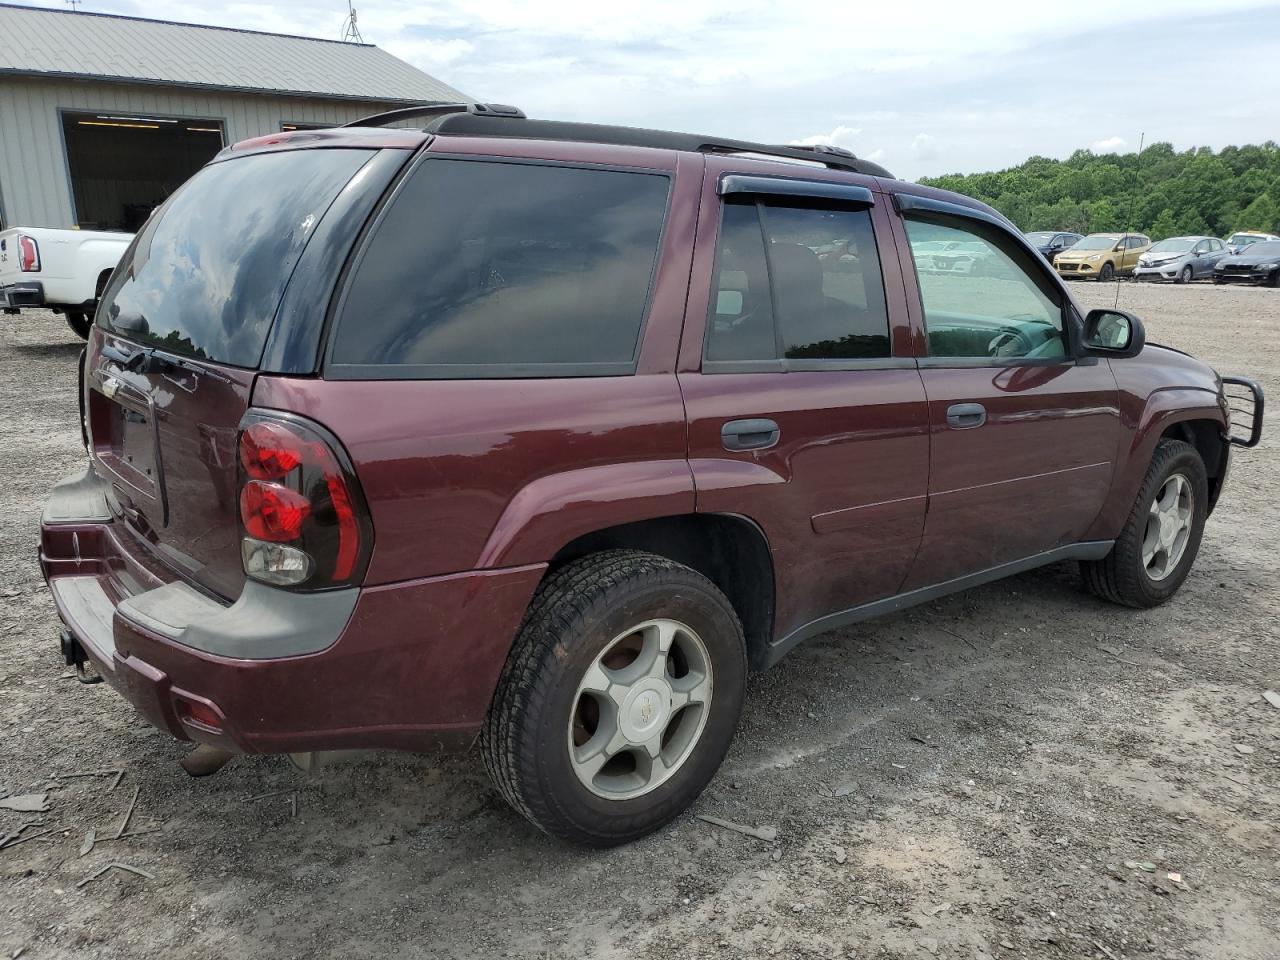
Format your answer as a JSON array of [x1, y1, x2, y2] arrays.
[[342, 106, 894, 178], [343, 102, 525, 128]]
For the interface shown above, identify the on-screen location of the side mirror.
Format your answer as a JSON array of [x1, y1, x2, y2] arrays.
[[1081, 308, 1145, 358], [1113, 243, 1126, 252]]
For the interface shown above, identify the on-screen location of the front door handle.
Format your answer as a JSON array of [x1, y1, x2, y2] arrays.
[[946, 402, 987, 429], [721, 418, 780, 451]]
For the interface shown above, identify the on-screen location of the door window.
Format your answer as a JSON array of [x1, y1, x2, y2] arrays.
[[705, 198, 891, 363], [904, 218, 1068, 361]]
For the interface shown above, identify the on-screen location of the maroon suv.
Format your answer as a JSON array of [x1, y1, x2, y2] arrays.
[[41, 104, 1264, 846]]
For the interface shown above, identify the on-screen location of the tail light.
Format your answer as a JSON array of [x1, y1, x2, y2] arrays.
[[18, 234, 40, 272], [236, 411, 372, 590]]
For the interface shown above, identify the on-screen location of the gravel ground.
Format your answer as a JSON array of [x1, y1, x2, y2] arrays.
[[1, 282, 1277, 960]]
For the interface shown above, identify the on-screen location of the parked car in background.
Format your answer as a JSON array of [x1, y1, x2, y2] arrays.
[[1213, 239, 1280, 286], [1054, 233, 1151, 281], [1024, 230, 1083, 263], [39, 104, 1264, 847], [0, 226, 132, 338], [912, 239, 1001, 276], [1133, 236, 1229, 283], [1225, 231, 1280, 254]]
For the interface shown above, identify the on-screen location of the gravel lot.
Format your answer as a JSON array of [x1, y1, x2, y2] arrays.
[[2, 282, 1277, 960]]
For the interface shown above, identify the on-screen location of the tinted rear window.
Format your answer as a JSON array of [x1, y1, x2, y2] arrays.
[[98, 149, 373, 367], [330, 158, 670, 375]]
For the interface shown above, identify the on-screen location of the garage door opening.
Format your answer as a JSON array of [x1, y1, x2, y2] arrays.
[[61, 111, 225, 231]]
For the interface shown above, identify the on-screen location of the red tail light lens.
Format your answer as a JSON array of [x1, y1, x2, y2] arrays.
[[240, 480, 311, 541], [236, 411, 372, 590], [18, 234, 40, 272]]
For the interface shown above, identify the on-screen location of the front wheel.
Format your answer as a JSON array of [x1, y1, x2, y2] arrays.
[[481, 550, 747, 846], [1081, 439, 1208, 608], [1099, 262, 1115, 282], [1177, 265, 1193, 285], [64, 311, 91, 340]]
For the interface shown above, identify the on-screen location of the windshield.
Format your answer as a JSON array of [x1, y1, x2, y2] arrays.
[[98, 148, 373, 367], [1149, 239, 1196, 254], [1244, 241, 1280, 257], [1025, 232, 1054, 244], [1071, 235, 1120, 251]]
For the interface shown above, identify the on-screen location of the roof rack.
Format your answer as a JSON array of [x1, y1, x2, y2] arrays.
[[343, 103, 894, 179], [342, 102, 525, 128]]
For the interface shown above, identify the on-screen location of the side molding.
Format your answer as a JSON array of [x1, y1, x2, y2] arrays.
[[764, 540, 1115, 668]]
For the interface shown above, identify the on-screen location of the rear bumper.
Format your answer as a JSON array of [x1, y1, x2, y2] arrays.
[[1, 280, 45, 309], [40, 467, 545, 755]]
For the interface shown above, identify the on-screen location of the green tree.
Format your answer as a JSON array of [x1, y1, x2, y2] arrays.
[[918, 142, 1280, 240], [1149, 208, 1178, 241]]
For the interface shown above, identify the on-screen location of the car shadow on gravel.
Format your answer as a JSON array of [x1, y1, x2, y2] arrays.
[[7, 340, 84, 360]]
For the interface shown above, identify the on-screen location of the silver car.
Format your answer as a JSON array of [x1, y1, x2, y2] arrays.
[[1133, 236, 1228, 283]]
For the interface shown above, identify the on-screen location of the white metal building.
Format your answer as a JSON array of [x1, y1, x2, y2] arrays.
[[0, 3, 469, 230]]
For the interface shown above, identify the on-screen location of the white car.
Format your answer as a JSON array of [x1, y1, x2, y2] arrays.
[[0, 226, 133, 339], [1225, 231, 1280, 255]]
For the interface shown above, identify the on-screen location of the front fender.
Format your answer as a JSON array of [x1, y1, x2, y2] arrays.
[[1084, 385, 1225, 540], [476, 460, 696, 569]]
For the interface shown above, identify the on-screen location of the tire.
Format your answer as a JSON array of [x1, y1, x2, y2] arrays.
[[481, 550, 747, 846], [1080, 439, 1208, 609], [1213, 277, 1226, 285], [1177, 265, 1193, 285], [1099, 262, 1115, 282], [64, 311, 91, 340], [1270, 270, 1280, 288]]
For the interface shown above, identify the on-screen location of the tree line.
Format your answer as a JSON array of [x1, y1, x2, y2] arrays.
[[918, 142, 1280, 240]]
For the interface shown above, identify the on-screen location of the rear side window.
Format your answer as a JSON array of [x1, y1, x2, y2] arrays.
[[330, 158, 670, 375], [99, 149, 373, 367], [706, 197, 891, 364]]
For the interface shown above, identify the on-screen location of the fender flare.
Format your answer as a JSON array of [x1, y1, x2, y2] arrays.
[[476, 459, 696, 569], [1085, 387, 1225, 540]]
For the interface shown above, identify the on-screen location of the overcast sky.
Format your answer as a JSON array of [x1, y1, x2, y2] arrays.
[[22, 0, 1280, 179]]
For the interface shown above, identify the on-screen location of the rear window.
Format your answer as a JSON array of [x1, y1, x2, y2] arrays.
[[98, 148, 373, 367], [329, 158, 670, 376]]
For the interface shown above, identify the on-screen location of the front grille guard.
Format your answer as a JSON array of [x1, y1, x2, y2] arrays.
[[1221, 376, 1264, 448]]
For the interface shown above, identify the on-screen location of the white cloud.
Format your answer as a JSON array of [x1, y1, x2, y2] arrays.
[[1092, 136, 1128, 153], [790, 125, 862, 149], [28, 0, 1280, 177], [911, 133, 941, 161]]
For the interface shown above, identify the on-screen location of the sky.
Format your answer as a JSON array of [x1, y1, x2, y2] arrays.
[[19, 0, 1280, 179]]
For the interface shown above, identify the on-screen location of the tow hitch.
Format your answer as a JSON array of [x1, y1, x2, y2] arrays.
[[59, 629, 102, 685]]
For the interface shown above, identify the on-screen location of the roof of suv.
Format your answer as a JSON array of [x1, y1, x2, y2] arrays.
[[224, 101, 896, 179]]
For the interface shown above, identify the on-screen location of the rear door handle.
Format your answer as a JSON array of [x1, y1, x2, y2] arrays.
[[721, 418, 780, 451], [946, 402, 987, 429]]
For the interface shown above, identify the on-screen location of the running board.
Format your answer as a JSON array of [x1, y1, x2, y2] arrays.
[[764, 540, 1115, 667]]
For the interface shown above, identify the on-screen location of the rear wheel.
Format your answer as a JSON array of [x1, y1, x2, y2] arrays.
[[1081, 439, 1208, 608], [1099, 262, 1115, 282], [1177, 264, 1193, 285], [64, 311, 91, 340], [481, 550, 747, 846]]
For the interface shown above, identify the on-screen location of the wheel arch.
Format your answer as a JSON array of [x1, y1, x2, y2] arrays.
[[1160, 418, 1229, 512], [548, 513, 777, 671]]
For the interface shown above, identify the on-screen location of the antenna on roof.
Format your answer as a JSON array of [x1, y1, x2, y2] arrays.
[[340, 1, 364, 43], [1115, 131, 1144, 310], [64, 0, 84, 11]]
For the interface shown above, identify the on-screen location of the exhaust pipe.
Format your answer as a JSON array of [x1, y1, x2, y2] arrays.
[[180, 744, 236, 778]]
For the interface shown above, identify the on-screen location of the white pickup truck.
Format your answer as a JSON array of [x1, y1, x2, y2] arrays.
[[0, 227, 133, 339]]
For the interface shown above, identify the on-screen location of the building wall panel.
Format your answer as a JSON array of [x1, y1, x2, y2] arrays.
[[0, 77, 394, 227]]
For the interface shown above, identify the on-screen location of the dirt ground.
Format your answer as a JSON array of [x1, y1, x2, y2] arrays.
[[2, 282, 1277, 960]]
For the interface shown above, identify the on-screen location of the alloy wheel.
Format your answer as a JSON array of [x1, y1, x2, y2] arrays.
[[567, 619, 713, 801], [1142, 473, 1194, 581]]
